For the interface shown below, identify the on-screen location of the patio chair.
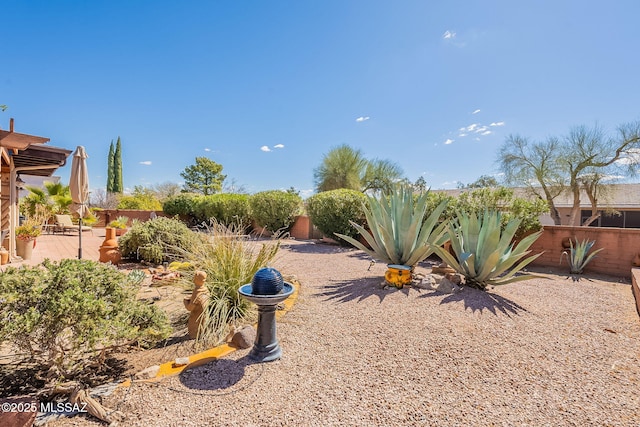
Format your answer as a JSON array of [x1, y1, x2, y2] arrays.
[[54, 214, 92, 235]]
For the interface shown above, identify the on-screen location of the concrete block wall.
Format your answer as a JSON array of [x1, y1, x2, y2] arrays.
[[95, 209, 168, 228], [529, 225, 640, 278]]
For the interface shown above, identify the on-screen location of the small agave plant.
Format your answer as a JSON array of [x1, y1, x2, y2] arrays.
[[335, 184, 449, 288], [432, 210, 543, 290], [568, 238, 603, 274]]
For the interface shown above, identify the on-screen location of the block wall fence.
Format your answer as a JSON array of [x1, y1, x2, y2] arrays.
[[527, 225, 640, 278]]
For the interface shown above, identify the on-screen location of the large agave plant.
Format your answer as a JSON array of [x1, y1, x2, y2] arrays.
[[432, 210, 543, 290], [335, 185, 449, 267], [568, 238, 603, 274]]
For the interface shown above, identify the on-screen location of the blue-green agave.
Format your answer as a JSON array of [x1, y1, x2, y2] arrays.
[[568, 238, 603, 274], [335, 185, 449, 267], [433, 210, 543, 290]]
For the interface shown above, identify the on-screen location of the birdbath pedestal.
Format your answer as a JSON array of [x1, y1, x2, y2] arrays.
[[238, 283, 294, 362]]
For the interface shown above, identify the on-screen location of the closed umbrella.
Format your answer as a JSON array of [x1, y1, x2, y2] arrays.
[[69, 146, 89, 259]]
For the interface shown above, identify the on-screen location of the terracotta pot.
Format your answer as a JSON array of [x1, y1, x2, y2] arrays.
[[16, 238, 35, 260], [99, 228, 121, 264], [0, 247, 9, 265]]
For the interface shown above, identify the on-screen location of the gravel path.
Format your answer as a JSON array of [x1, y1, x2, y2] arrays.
[[51, 240, 640, 426]]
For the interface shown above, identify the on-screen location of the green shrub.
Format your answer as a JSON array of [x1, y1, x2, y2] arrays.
[[0, 259, 171, 379], [163, 193, 199, 218], [250, 190, 302, 233], [306, 189, 368, 242], [118, 217, 202, 264], [192, 193, 251, 226]]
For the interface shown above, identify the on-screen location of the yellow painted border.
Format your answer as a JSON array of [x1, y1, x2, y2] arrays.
[[120, 279, 299, 387]]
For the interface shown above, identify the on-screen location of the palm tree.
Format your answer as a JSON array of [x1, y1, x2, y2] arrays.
[[313, 144, 368, 192], [22, 182, 72, 219], [313, 145, 404, 193]]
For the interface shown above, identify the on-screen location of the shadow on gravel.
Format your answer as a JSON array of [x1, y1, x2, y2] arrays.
[[320, 276, 411, 303], [178, 356, 264, 392], [420, 287, 527, 316]]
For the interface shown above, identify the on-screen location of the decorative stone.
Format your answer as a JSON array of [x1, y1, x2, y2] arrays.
[[436, 276, 462, 294], [134, 365, 160, 380], [251, 267, 284, 295], [183, 271, 210, 339], [173, 357, 190, 367], [231, 325, 256, 349], [444, 273, 463, 285], [432, 262, 456, 274], [414, 274, 437, 290]]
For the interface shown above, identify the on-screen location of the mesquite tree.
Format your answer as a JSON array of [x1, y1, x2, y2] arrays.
[[498, 121, 640, 226]]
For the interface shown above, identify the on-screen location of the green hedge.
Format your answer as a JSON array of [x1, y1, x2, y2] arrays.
[[162, 193, 199, 218], [306, 189, 368, 243], [192, 193, 251, 226], [250, 190, 302, 233]]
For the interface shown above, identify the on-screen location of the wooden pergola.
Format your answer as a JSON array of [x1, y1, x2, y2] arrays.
[[0, 119, 72, 260]]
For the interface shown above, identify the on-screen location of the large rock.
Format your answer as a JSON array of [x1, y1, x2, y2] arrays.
[[231, 325, 256, 349]]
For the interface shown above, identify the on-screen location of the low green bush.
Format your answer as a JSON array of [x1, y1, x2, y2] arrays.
[[306, 189, 368, 242], [118, 216, 202, 264], [192, 193, 251, 227], [163, 193, 199, 218], [250, 190, 302, 233], [0, 259, 171, 379]]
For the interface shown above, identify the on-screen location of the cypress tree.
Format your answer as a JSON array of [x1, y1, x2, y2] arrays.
[[107, 140, 115, 193], [113, 136, 123, 193]]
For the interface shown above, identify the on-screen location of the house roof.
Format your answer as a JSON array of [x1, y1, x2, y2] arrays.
[[433, 183, 640, 209]]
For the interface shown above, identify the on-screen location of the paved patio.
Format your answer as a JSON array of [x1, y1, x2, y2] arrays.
[[2, 228, 106, 269]]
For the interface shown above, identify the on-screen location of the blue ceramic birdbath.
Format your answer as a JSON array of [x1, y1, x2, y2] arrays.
[[239, 267, 294, 362]]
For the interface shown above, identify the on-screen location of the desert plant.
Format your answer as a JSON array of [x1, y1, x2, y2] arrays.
[[306, 189, 368, 241], [335, 184, 449, 266], [433, 210, 543, 290], [567, 238, 603, 274], [118, 216, 202, 263], [178, 220, 280, 347], [0, 259, 171, 379], [107, 215, 129, 229], [249, 190, 302, 233], [16, 217, 42, 240]]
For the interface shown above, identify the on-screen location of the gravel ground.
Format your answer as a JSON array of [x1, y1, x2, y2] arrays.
[[49, 239, 640, 426]]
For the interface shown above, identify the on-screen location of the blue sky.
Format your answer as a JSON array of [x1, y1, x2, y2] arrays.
[[2, 0, 639, 197]]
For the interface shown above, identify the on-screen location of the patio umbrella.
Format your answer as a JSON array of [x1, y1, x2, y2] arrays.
[[69, 146, 89, 259]]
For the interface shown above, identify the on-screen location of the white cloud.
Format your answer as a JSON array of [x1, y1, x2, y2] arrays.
[[443, 30, 456, 39], [444, 138, 454, 145], [458, 133, 468, 137], [615, 148, 640, 165], [480, 130, 492, 136], [139, 161, 152, 165], [476, 126, 489, 133], [490, 121, 505, 127], [472, 109, 481, 114], [204, 148, 211, 152], [273, 144, 284, 149], [356, 116, 370, 122], [260, 146, 271, 152], [466, 124, 479, 132]]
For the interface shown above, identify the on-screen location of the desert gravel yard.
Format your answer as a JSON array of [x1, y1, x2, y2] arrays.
[[51, 239, 640, 426]]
